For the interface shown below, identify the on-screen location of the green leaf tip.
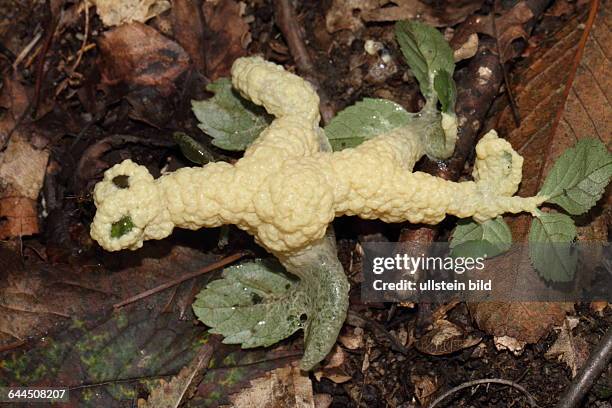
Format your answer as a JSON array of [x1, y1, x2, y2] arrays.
[[539, 138, 612, 215], [192, 78, 272, 152], [192, 259, 308, 348], [529, 212, 577, 282], [450, 217, 512, 259], [394, 20, 455, 106]]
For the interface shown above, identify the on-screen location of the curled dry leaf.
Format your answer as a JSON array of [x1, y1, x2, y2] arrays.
[[325, 0, 485, 33], [90, 0, 171, 27], [314, 345, 352, 384], [338, 326, 365, 350], [470, 1, 610, 345], [416, 319, 481, 355], [0, 135, 49, 239], [453, 2, 534, 62], [226, 363, 315, 408], [453, 33, 479, 62], [545, 317, 590, 377], [410, 374, 439, 407], [98, 22, 190, 96], [202, 0, 251, 80], [494, 335, 527, 354]]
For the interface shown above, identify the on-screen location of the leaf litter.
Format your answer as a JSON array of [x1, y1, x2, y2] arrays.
[[0, 0, 610, 406]]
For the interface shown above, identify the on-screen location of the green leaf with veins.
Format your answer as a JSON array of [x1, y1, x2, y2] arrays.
[[192, 78, 273, 151], [538, 138, 612, 215], [395, 20, 455, 104], [529, 212, 577, 282], [324, 98, 415, 151], [450, 217, 512, 259], [193, 259, 308, 348]]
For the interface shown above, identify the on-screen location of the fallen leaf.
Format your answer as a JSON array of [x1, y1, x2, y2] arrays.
[[545, 317, 590, 377], [0, 243, 216, 345], [325, 0, 485, 33], [470, 1, 610, 345], [226, 363, 315, 408], [454, 33, 479, 62], [474, 2, 535, 62], [494, 335, 526, 354], [338, 326, 364, 350], [416, 319, 482, 355], [0, 134, 49, 238], [410, 374, 439, 407], [314, 345, 352, 384], [90, 0, 171, 27], [0, 306, 298, 407], [202, 0, 251, 80], [98, 22, 190, 96], [172, 0, 206, 71]]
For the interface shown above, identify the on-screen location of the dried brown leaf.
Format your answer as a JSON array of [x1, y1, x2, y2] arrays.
[[470, 1, 610, 346], [98, 22, 190, 96], [0, 134, 49, 238], [411, 374, 439, 407], [226, 363, 315, 408], [90, 0, 171, 27], [202, 0, 251, 80], [416, 319, 481, 355], [545, 317, 590, 377], [314, 345, 352, 384]]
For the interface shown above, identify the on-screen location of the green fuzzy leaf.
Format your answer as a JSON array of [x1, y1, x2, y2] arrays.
[[192, 78, 272, 151], [450, 217, 512, 259], [173, 132, 215, 165], [395, 20, 455, 102], [433, 70, 457, 113], [193, 259, 308, 348], [324, 98, 414, 151], [529, 212, 577, 282], [538, 138, 612, 215]]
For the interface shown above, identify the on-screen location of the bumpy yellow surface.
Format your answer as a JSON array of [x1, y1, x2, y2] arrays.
[[90, 57, 545, 256]]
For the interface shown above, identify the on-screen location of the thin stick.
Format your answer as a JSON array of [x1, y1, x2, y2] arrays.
[[113, 252, 247, 309], [556, 326, 612, 408], [428, 378, 538, 408], [12, 31, 42, 70]]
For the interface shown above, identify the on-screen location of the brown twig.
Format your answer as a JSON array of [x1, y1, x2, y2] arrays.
[[556, 325, 612, 408], [32, 2, 60, 117], [428, 378, 538, 408], [273, 0, 335, 124], [113, 252, 248, 309]]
